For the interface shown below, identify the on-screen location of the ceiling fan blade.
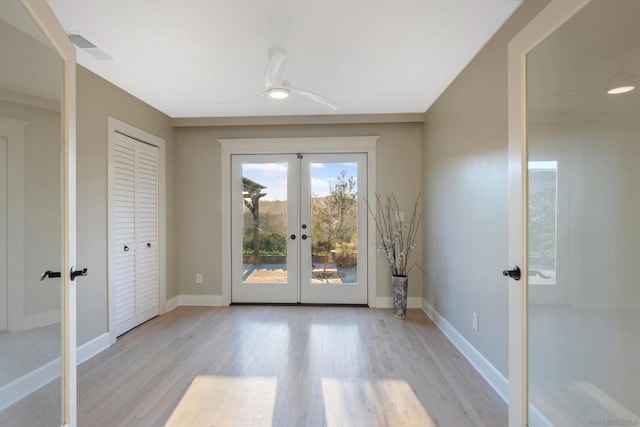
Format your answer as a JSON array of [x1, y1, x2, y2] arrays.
[[292, 87, 339, 110], [265, 48, 287, 89]]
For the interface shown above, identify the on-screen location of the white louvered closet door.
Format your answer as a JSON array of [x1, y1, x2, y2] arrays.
[[111, 132, 158, 337], [135, 142, 159, 324], [113, 134, 137, 336]]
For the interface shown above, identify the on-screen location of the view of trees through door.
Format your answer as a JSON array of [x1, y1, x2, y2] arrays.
[[241, 161, 359, 285]]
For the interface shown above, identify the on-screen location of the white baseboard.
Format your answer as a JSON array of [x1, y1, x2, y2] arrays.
[[77, 333, 112, 365], [421, 298, 553, 426], [22, 310, 60, 330], [375, 296, 422, 309], [421, 298, 509, 403], [178, 294, 225, 306], [0, 332, 112, 412], [165, 296, 179, 312], [0, 357, 59, 412]]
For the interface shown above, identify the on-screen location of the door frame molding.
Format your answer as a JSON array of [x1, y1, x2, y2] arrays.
[[219, 136, 378, 306], [107, 117, 167, 343], [507, 0, 590, 425]]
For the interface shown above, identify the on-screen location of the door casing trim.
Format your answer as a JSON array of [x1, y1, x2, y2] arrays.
[[219, 137, 379, 307]]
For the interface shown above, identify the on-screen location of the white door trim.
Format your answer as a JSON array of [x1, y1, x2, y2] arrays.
[[220, 137, 378, 306], [507, 1, 590, 425], [107, 117, 167, 343]]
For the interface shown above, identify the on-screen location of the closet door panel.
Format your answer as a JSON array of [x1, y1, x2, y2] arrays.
[[135, 143, 158, 323], [136, 240, 158, 322], [112, 135, 137, 336]]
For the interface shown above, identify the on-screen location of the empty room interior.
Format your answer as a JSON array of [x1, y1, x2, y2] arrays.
[[1, 0, 638, 425]]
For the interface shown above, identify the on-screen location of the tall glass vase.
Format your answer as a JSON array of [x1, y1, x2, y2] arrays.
[[392, 275, 409, 318]]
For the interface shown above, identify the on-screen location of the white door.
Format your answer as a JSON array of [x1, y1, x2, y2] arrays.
[[508, 0, 640, 425], [135, 142, 160, 324], [300, 154, 368, 304], [0, 0, 77, 425], [231, 153, 368, 304], [110, 131, 159, 337]]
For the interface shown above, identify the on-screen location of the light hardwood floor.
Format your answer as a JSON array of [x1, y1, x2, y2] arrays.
[[1, 306, 507, 426]]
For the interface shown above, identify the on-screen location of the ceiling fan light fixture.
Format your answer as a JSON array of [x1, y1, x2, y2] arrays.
[[267, 87, 290, 99], [606, 69, 636, 95], [607, 85, 635, 95]]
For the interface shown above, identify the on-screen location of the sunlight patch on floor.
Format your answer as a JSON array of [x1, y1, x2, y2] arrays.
[[321, 378, 436, 427], [165, 376, 277, 427]]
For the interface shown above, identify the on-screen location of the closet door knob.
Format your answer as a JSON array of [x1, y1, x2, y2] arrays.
[[124, 245, 129, 252], [147, 242, 151, 248]]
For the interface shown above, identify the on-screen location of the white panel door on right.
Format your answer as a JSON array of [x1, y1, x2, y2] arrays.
[[135, 143, 159, 324], [300, 154, 367, 304]]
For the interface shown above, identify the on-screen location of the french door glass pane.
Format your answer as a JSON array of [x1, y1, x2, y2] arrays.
[[241, 162, 288, 285], [310, 162, 358, 285], [526, 0, 640, 425]]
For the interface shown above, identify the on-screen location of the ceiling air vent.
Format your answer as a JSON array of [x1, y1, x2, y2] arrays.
[[68, 34, 96, 48], [68, 34, 113, 60]]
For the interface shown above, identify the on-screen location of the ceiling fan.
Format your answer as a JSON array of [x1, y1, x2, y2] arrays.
[[215, 48, 339, 110]]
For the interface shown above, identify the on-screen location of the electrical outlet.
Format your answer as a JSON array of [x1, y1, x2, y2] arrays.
[[472, 312, 479, 331], [195, 273, 203, 284]]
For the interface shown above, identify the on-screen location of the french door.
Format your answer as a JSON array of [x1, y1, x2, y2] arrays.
[[231, 153, 368, 304], [508, 0, 640, 425], [0, 1, 77, 425]]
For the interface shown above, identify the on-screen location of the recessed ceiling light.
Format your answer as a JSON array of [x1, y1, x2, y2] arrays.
[[267, 87, 290, 99], [607, 85, 635, 95]]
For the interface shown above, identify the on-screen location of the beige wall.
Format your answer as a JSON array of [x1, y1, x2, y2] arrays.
[[175, 123, 423, 300], [421, 0, 551, 377], [76, 65, 176, 345]]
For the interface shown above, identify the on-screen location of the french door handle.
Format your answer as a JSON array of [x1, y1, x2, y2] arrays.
[[290, 234, 296, 240], [301, 234, 309, 240], [70, 266, 88, 281], [502, 265, 521, 281], [40, 270, 61, 281]]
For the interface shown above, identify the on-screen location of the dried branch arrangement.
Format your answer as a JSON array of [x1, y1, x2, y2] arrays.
[[366, 193, 422, 276]]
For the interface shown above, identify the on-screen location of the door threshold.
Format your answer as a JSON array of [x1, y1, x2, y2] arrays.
[[230, 302, 369, 308]]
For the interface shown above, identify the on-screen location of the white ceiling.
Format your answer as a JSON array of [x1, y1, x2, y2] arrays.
[[47, 0, 522, 118]]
